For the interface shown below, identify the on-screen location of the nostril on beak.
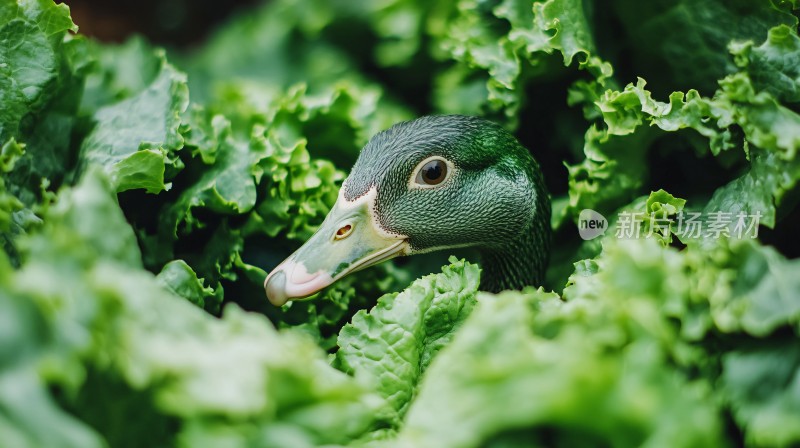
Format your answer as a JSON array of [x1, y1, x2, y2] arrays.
[[334, 223, 353, 240], [265, 270, 288, 306]]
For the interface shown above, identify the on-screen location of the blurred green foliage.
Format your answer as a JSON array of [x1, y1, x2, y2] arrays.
[[2, 0, 800, 446]]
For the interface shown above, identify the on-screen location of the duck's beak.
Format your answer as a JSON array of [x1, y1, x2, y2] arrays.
[[264, 192, 408, 306]]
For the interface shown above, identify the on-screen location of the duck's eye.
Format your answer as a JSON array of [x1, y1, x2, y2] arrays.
[[415, 159, 448, 186]]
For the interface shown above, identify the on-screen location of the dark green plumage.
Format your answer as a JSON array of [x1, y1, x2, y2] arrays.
[[264, 114, 551, 305], [343, 115, 551, 291]]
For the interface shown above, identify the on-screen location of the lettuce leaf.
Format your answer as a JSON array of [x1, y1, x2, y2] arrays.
[[609, 0, 797, 95], [721, 343, 800, 447], [0, 256, 103, 448], [731, 24, 800, 103], [1, 0, 85, 217], [4, 169, 382, 447], [391, 288, 724, 447], [433, 0, 612, 122], [0, 0, 76, 145], [156, 259, 223, 310], [565, 26, 800, 231], [334, 258, 480, 431], [78, 52, 188, 194], [371, 230, 800, 447], [4, 0, 800, 446], [566, 236, 800, 445]]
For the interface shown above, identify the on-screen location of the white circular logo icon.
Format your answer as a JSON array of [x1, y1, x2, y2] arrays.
[[578, 209, 608, 240]]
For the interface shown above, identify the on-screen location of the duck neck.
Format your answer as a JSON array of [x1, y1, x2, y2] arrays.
[[478, 188, 551, 293]]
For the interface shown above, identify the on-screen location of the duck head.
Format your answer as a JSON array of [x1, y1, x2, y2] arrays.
[[264, 115, 550, 306]]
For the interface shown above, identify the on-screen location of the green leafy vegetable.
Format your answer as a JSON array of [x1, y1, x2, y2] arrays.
[[2, 0, 800, 446], [156, 260, 222, 310], [4, 169, 381, 447], [334, 257, 480, 431], [78, 53, 188, 194], [0, 0, 76, 144], [391, 289, 723, 448], [721, 343, 800, 447], [1, 0, 84, 208]]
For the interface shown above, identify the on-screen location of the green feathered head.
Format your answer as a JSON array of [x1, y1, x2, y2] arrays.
[[265, 115, 550, 305]]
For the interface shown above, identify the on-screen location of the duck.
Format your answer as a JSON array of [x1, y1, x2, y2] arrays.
[[264, 115, 551, 306]]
